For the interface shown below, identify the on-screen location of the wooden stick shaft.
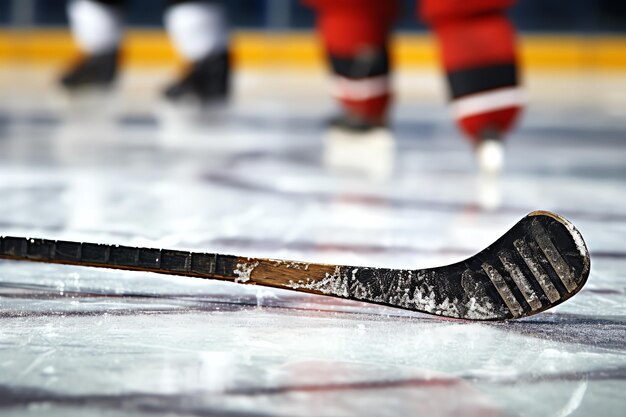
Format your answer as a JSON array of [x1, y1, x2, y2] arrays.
[[0, 236, 340, 294]]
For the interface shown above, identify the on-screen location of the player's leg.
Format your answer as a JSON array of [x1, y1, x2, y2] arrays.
[[304, 0, 398, 179], [306, 0, 397, 130], [61, 0, 125, 89], [163, 0, 230, 104], [420, 0, 523, 173]]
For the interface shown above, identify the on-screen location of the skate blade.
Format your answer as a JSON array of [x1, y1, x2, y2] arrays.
[[476, 139, 504, 175], [56, 84, 119, 119], [323, 126, 395, 181]]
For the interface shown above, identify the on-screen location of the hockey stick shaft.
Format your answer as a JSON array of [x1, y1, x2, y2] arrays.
[[0, 211, 590, 321]]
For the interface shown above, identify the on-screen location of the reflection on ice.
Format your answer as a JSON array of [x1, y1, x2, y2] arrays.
[[323, 125, 395, 181], [476, 173, 503, 211]]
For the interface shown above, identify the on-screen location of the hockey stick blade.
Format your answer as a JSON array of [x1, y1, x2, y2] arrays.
[[0, 211, 589, 321]]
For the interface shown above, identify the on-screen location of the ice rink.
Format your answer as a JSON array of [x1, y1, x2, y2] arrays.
[[1, 65, 625, 416]]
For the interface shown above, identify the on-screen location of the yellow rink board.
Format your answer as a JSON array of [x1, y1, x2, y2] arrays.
[[1, 29, 625, 70]]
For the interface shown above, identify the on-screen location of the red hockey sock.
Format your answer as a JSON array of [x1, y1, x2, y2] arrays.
[[306, 0, 397, 123], [457, 107, 521, 141], [420, 0, 524, 142]]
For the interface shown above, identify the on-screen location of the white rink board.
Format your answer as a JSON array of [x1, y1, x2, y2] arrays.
[[0, 68, 625, 417]]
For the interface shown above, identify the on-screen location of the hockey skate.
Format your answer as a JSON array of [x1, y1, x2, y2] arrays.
[[323, 114, 395, 180], [163, 51, 230, 105], [60, 50, 119, 91]]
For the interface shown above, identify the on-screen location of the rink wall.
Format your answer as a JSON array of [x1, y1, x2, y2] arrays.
[[1, 30, 625, 71]]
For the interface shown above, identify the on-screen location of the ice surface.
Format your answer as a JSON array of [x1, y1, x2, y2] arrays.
[[0, 67, 625, 416]]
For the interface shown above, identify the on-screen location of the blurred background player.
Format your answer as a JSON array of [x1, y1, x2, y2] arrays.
[[307, 0, 524, 175], [60, 0, 230, 104]]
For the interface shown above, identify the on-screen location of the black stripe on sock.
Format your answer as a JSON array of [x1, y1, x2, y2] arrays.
[[447, 63, 517, 99], [330, 48, 390, 79], [167, 0, 224, 6], [93, 0, 127, 6]]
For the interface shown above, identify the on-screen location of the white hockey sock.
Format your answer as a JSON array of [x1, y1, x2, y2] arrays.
[[68, 0, 122, 55], [165, 1, 228, 63]]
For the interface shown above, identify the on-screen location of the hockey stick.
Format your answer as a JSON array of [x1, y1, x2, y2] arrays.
[[0, 211, 589, 321]]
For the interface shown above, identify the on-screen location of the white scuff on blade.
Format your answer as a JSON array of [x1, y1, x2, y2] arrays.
[[288, 268, 469, 318], [287, 266, 350, 298], [234, 260, 259, 283], [565, 221, 588, 259], [273, 260, 310, 271], [464, 296, 497, 320], [287, 267, 501, 319], [383, 271, 463, 318], [396, 286, 461, 318]]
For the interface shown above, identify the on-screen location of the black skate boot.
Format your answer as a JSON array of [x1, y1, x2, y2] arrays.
[[60, 50, 119, 91], [164, 51, 230, 105]]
